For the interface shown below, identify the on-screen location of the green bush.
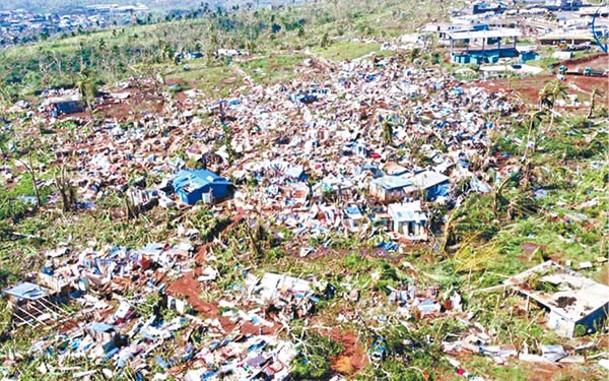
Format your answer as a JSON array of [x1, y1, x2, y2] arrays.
[[290, 334, 343, 380]]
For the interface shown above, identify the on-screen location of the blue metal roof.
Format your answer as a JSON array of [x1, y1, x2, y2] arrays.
[[345, 205, 362, 217], [3, 282, 47, 300], [172, 169, 232, 191]]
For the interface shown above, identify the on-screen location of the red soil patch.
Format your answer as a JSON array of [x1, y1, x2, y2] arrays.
[[240, 320, 281, 336], [561, 53, 609, 72], [52, 90, 165, 123], [218, 315, 238, 333], [194, 244, 209, 263], [96, 91, 165, 121], [56, 318, 80, 334], [519, 242, 546, 257], [165, 274, 219, 317], [326, 328, 368, 376], [477, 75, 609, 106]]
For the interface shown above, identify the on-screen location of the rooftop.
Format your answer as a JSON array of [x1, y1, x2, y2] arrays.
[[172, 169, 232, 191], [371, 170, 449, 192], [538, 32, 594, 41], [388, 201, 427, 222], [447, 28, 522, 40], [402, 170, 449, 194], [371, 175, 413, 190]]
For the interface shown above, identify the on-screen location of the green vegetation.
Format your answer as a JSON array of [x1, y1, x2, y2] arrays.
[[165, 63, 245, 97], [291, 334, 344, 379], [239, 53, 307, 85], [313, 41, 380, 62]]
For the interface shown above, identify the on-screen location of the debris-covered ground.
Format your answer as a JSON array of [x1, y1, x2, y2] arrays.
[[0, 1, 608, 380]]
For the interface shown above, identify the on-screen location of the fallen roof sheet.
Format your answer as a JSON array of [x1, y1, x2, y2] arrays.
[[505, 261, 609, 322], [3, 282, 48, 301]]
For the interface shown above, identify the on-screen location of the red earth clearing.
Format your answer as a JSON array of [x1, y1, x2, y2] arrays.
[[326, 328, 368, 376], [476, 74, 609, 106]]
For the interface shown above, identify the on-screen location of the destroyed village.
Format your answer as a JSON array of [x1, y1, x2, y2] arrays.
[[0, 0, 608, 380]]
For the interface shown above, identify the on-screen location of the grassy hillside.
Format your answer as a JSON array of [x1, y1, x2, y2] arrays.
[[0, 0, 455, 101]]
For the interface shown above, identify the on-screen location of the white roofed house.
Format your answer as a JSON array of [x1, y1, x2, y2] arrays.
[[344, 205, 366, 233], [387, 201, 428, 241], [369, 175, 412, 203], [369, 170, 449, 203]]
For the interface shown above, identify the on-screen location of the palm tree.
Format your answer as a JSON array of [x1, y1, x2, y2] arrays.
[[521, 110, 544, 191], [587, 88, 600, 119], [538, 80, 567, 134]]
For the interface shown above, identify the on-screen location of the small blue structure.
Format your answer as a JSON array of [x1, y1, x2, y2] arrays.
[[172, 169, 232, 205], [370, 337, 387, 362], [472, 2, 507, 14], [520, 51, 539, 63]]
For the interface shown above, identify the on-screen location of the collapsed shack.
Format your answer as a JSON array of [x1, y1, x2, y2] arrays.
[[505, 261, 609, 338], [3, 282, 70, 328], [42, 95, 85, 117], [254, 272, 317, 322]]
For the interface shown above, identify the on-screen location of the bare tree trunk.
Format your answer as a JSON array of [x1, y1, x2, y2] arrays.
[[587, 92, 596, 119], [28, 155, 41, 208], [124, 193, 140, 220], [521, 116, 539, 191], [547, 106, 555, 135], [55, 165, 76, 212]]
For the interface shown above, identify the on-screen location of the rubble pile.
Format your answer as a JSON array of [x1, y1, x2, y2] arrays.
[[1, 23, 607, 379], [9, 54, 519, 247], [6, 237, 322, 380]]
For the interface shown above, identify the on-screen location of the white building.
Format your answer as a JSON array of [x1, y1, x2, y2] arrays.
[[387, 201, 428, 240]]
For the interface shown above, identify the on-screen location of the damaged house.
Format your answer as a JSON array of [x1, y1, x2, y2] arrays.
[[42, 94, 85, 117], [369, 170, 449, 202], [387, 201, 428, 240], [171, 169, 233, 205], [505, 261, 609, 338]]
